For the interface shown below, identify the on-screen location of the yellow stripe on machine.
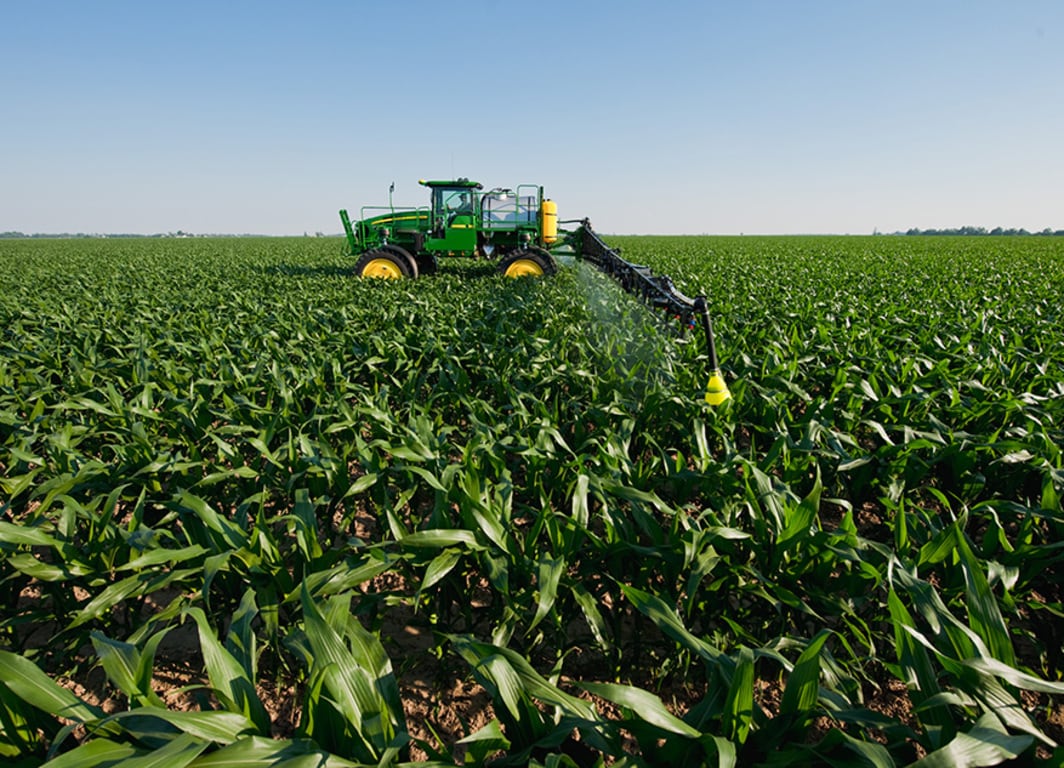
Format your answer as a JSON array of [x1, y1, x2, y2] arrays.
[[373, 215, 423, 225]]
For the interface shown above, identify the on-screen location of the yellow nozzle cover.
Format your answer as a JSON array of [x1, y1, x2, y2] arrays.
[[705, 371, 732, 406]]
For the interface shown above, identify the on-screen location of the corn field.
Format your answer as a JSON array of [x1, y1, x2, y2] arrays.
[[1, 235, 1062, 767]]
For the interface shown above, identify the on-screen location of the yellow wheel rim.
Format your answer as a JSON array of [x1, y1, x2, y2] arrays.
[[361, 258, 404, 279], [504, 258, 544, 278]]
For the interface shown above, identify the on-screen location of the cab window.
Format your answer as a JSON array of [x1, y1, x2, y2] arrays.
[[436, 188, 474, 217]]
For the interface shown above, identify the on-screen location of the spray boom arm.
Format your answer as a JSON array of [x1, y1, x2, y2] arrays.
[[573, 221, 731, 405]]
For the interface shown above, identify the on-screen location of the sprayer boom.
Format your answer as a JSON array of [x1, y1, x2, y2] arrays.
[[572, 221, 731, 405]]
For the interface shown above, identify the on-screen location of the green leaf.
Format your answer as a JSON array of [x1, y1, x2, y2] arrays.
[[619, 584, 724, 666], [108, 732, 207, 768], [341, 473, 379, 498], [296, 552, 400, 600], [70, 569, 195, 629], [0, 650, 102, 724], [722, 646, 754, 744], [571, 584, 611, 651], [96, 707, 254, 746], [911, 713, 1032, 767], [580, 682, 699, 737], [172, 492, 247, 551], [91, 631, 168, 708], [289, 488, 323, 561], [227, 589, 260, 682], [918, 524, 959, 567], [190, 735, 361, 767], [706, 734, 738, 768], [398, 529, 481, 550], [5, 552, 88, 581], [479, 653, 535, 735], [776, 469, 821, 552], [420, 549, 462, 593], [457, 719, 511, 766], [118, 544, 209, 572], [449, 636, 598, 725], [35, 739, 140, 768], [530, 555, 565, 631], [955, 537, 1015, 666], [779, 629, 831, 722], [0, 521, 59, 547], [808, 728, 896, 768], [887, 588, 953, 744], [298, 587, 406, 761], [964, 656, 1064, 696], [184, 607, 270, 735]]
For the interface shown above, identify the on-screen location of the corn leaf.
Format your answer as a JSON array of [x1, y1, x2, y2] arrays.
[[722, 646, 754, 744], [0, 651, 102, 724], [580, 682, 699, 737], [190, 735, 361, 767], [184, 608, 270, 735], [36, 739, 140, 768], [778, 629, 831, 721], [910, 713, 1032, 767], [106, 732, 207, 768]]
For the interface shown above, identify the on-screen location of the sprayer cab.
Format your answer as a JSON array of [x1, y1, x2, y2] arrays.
[[339, 178, 561, 279]]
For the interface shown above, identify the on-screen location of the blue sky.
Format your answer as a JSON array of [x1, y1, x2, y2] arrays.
[[3, 1, 1062, 235]]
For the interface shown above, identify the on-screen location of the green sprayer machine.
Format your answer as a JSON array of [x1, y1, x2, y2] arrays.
[[340, 178, 731, 405]]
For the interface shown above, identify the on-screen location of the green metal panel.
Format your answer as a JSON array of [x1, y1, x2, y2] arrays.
[[339, 209, 358, 253], [340, 178, 548, 259], [346, 208, 431, 254], [427, 212, 477, 254], [357, 209, 431, 235]]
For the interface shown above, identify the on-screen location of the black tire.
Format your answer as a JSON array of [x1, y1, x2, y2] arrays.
[[497, 248, 557, 278], [354, 247, 418, 279], [416, 253, 439, 276]]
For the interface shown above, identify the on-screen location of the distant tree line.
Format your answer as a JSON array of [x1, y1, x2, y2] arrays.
[[900, 226, 1064, 236]]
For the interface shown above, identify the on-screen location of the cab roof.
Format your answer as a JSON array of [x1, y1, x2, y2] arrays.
[[418, 178, 483, 189]]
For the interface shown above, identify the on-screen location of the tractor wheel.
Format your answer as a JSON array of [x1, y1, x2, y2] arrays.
[[355, 247, 417, 279], [498, 249, 557, 278]]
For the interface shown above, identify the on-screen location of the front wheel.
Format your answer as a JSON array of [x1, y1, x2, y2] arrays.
[[498, 249, 557, 278], [354, 248, 417, 279]]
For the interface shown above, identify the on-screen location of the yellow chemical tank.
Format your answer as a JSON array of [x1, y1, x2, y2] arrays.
[[540, 199, 558, 246]]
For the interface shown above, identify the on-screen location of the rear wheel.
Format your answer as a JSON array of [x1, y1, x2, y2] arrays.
[[498, 249, 556, 278], [355, 247, 417, 279]]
